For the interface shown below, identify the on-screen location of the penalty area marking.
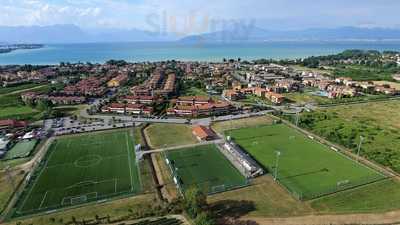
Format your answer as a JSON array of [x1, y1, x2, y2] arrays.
[[38, 191, 48, 209]]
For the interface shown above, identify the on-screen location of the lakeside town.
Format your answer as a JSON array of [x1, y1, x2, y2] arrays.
[[0, 49, 400, 225], [1, 50, 400, 157]]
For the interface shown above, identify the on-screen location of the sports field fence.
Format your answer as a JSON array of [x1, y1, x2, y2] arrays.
[[11, 138, 143, 218], [274, 169, 390, 201]]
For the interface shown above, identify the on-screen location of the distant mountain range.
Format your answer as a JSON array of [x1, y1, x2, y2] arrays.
[[1, 24, 400, 44], [181, 27, 400, 42], [0, 24, 179, 44]]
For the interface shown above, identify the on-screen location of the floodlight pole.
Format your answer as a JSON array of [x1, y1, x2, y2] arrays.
[[357, 136, 364, 161], [274, 151, 281, 181]]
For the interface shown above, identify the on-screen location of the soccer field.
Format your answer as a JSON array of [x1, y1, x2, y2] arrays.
[[228, 124, 386, 200], [14, 130, 141, 216], [165, 145, 248, 195]]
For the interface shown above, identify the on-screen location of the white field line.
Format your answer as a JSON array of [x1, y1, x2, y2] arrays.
[[38, 191, 48, 209], [19, 134, 136, 214], [114, 178, 117, 193], [19, 140, 59, 212], [45, 154, 126, 169], [301, 128, 386, 178], [126, 132, 134, 192]]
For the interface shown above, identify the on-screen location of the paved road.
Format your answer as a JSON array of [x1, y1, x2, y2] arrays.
[[79, 102, 274, 126]]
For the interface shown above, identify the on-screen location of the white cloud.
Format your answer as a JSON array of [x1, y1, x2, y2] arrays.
[[0, 0, 399, 31]]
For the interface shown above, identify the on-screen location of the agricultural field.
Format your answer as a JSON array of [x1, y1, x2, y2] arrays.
[[144, 124, 198, 149], [228, 124, 385, 200], [164, 145, 248, 194], [12, 129, 141, 217], [3, 140, 38, 160], [298, 100, 400, 172]]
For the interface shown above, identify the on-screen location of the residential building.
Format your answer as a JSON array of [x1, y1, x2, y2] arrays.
[[192, 125, 215, 141], [107, 74, 128, 87], [265, 92, 285, 104]]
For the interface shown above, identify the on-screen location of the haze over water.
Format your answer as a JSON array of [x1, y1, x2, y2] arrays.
[[1, 41, 400, 65]]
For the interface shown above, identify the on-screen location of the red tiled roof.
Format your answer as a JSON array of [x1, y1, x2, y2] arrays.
[[192, 125, 214, 139], [109, 103, 125, 108], [126, 104, 144, 109]]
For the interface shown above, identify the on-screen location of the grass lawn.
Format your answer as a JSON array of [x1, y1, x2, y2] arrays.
[[311, 179, 400, 213], [0, 105, 40, 120], [52, 105, 87, 117], [0, 169, 26, 214], [209, 176, 312, 217], [0, 83, 62, 121], [0, 84, 45, 96], [291, 65, 333, 75], [298, 100, 400, 172], [284, 91, 392, 106], [144, 124, 197, 149], [228, 124, 385, 200], [4, 140, 38, 160], [0, 158, 30, 170], [211, 116, 273, 134], [12, 129, 141, 217], [283, 92, 329, 105], [165, 145, 248, 194], [333, 65, 394, 81], [3, 194, 156, 225], [181, 87, 208, 97]]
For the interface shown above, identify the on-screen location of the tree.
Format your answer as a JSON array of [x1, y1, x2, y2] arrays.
[[184, 187, 207, 218], [36, 99, 52, 111]]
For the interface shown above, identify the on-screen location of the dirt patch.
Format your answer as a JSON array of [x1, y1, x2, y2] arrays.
[[244, 210, 400, 225], [151, 153, 178, 201]]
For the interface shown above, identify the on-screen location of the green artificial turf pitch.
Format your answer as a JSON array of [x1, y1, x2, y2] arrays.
[[14, 130, 141, 216], [165, 145, 248, 194], [227, 124, 386, 200], [4, 140, 37, 160]]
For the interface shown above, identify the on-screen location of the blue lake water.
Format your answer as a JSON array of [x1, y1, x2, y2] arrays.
[[1, 41, 400, 65]]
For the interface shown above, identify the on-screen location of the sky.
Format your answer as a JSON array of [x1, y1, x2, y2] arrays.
[[1, 0, 400, 34]]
